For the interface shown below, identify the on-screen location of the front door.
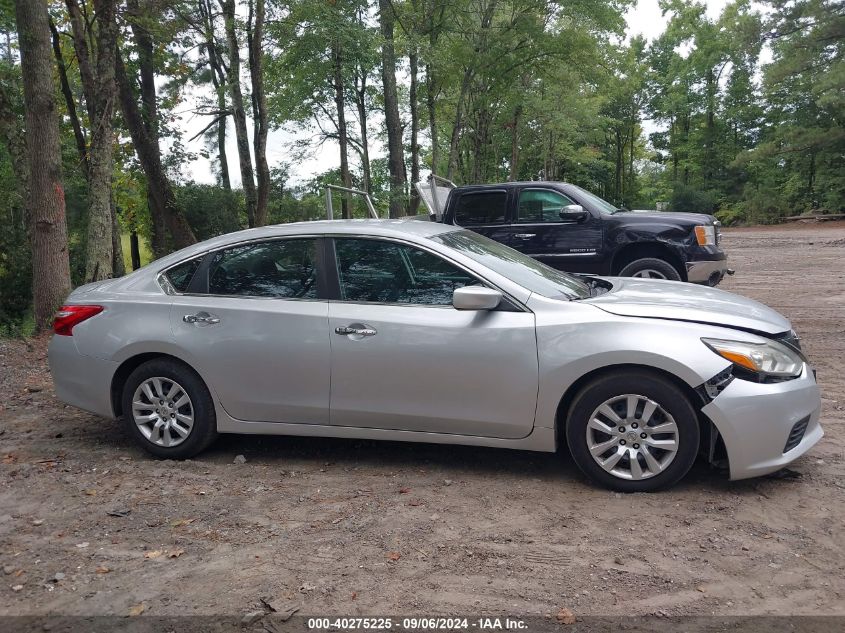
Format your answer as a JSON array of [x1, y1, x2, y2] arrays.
[[326, 237, 538, 439], [169, 237, 331, 424], [509, 188, 604, 273]]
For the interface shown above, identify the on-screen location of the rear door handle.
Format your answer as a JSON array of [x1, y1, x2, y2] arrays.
[[514, 233, 536, 239], [335, 326, 377, 336], [183, 312, 221, 325]]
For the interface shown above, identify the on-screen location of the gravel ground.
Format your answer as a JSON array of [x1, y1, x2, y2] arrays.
[[0, 222, 843, 619]]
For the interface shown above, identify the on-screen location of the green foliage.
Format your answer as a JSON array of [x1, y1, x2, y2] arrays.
[[669, 183, 717, 214], [175, 183, 243, 241]]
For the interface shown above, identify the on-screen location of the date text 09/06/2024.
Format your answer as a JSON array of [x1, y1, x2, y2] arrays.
[[307, 617, 530, 630]]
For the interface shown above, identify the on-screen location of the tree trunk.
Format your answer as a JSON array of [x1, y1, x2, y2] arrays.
[[130, 230, 141, 270], [115, 53, 196, 252], [199, 0, 231, 190], [14, 0, 72, 331], [246, 0, 269, 226], [426, 62, 438, 175], [221, 0, 257, 227], [378, 0, 406, 218], [355, 68, 372, 195], [409, 47, 420, 214], [49, 17, 88, 177], [446, 68, 472, 181], [509, 104, 521, 181], [68, 0, 118, 282], [332, 38, 352, 218]]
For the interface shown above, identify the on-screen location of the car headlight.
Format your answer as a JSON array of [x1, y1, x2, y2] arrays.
[[701, 337, 804, 380], [694, 225, 716, 246]]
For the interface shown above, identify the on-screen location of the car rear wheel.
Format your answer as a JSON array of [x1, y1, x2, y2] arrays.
[[619, 257, 681, 281], [565, 370, 699, 492], [122, 358, 217, 459]]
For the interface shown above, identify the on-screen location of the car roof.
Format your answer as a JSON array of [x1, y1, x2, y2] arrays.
[[134, 219, 461, 275], [453, 181, 573, 191]]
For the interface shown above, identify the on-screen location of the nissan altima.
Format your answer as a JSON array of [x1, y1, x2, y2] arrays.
[[48, 220, 822, 492]]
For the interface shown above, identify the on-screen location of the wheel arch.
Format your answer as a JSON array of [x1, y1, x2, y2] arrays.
[[110, 352, 201, 418], [553, 363, 709, 451], [611, 242, 686, 280]]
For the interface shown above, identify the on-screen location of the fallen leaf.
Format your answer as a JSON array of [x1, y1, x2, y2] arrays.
[[84, 489, 97, 496], [128, 603, 146, 617], [2, 454, 17, 464], [556, 608, 576, 625], [143, 550, 163, 560], [408, 499, 423, 507], [167, 549, 185, 558], [399, 487, 411, 494], [351, 591, 357, 600], [387, 551, 401, 561], [696, 586, 706, 593], [13, 569, 24, 577], [762, 534, 774, 539], [95, 566, 110, 574], [170, 518, 196, 528]]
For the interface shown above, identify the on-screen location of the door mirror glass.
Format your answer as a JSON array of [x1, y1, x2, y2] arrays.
[[559, 204, 587, 221], [452, 286, 502, 311]]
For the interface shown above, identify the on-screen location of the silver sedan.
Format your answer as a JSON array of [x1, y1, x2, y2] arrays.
[[48, 220, 822, 492]]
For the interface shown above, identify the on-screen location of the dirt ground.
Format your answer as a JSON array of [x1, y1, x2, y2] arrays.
[[0, 222, 843, 620]]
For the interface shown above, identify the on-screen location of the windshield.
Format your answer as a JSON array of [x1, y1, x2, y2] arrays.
[[432, 230, 590, 300], [570, 185, 618, 214]]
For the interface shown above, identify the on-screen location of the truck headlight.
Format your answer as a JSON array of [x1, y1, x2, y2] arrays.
[[694, 225, 716, 246], [701, 338, 804, 380]]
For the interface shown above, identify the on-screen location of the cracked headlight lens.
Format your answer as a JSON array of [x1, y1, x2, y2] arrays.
[[701, 338, 803, 380]]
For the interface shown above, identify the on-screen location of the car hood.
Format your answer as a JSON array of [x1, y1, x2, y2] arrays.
[[584, 277, 790, 335], [611, 210, 716, 226]]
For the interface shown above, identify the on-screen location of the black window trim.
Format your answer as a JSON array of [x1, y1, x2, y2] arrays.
[[324, 234, 526, 311], [157, 235, 329, 301]]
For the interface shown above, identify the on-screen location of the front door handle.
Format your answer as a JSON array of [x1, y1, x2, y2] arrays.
[[183, 312, 221, 325], [514, 233, 536, 239], [335, 325, 377, 336]]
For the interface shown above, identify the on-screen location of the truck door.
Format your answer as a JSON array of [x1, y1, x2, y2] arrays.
[[508, 187, 604, 273]]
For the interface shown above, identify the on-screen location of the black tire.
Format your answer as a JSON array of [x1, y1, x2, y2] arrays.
[[619, 257, 681, 281], [565, 370, 699, 492], [122, 358, 217, 459]]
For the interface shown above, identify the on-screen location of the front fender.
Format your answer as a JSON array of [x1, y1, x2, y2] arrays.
[[530, 297, 735, 429]]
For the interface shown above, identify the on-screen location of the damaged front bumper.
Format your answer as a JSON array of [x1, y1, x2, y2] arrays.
[[701, 364, 823, 480]]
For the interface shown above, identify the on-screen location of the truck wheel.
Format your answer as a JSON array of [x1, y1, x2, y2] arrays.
[[565, 369, 699, 492], [619, 257, 681, 281]]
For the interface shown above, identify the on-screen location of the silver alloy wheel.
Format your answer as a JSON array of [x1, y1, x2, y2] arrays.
[[631, 269, 668, 279], [585, 393, 679, 480], [131, 377, 194, 448]]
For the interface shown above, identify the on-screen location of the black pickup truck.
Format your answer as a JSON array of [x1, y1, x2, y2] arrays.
[[425, 181, 730, 285]]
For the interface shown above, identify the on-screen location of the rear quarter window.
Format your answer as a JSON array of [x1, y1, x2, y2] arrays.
[[163, 257, 202, 293], [453, 191, 507, 226]]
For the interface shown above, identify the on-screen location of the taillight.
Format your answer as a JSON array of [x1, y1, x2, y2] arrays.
[[53, 305, 104, 336]]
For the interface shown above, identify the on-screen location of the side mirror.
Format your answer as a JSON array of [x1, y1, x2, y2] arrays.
[[559, 204, 587, 222], [452, 286, 502, 311]]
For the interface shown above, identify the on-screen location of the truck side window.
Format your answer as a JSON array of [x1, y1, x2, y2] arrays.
[[454, 191, 507, 226], [517, 189, 577, 223]]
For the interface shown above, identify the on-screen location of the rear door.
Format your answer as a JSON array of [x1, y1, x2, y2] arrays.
[[169, 237, 331, 424], [326, 236, 539, 439], [510, 187, 604, 273]]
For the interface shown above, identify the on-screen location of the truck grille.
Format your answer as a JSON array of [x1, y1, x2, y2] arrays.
[[783, 415, 810, 453]]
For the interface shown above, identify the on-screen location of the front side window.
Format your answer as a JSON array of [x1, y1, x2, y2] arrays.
[[334, 238, 478, 305], [453, 191, 507, 226], [207, 239, 318, 298], [517, 189, 577, 223]]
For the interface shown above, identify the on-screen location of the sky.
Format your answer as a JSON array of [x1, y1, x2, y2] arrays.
[[174, 0, 732, 188]]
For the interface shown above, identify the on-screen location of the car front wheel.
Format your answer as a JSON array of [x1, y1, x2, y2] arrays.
[[565, 370, 699, 492], [122, 358, 218, 459]]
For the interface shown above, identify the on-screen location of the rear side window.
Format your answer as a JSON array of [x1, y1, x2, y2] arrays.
[[453, 191, 507, 226], [164, 257, 202, 293], [207, 239, 318, 298]]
